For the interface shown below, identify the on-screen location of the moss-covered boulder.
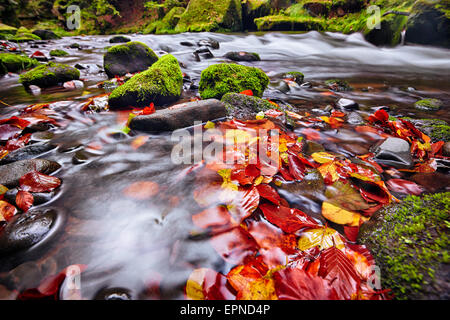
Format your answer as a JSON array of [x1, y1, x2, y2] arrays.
[[175, 0, 243, 32], [103, 41, 159, 78], [148, 6, 185, 34], [108, 54, 183, 110], [0, 53, 39, 75], [414, 98, 443, 112], [221, 92, 275, 119], [401, 118, 450, 142], [32, 29, 60, 40], [19, 62, 80, 88], [364, 13, 408, 46], [199, 63, 269, 100], [358, 193, 450, 300], [242, 0, 272, 30], [254, 15, 325, 31], [50, 49, 69, 57], [284, 71, 305, 84], [405, 0, 450, 48]]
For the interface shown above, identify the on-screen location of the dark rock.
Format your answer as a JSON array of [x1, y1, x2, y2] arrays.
[[74, 63, 102, 74], [300, 82, 312, 88], [283, 71, 304, 85], [0, 143, 56, 164], [103, 41, 159, 78], [242, 0, 272, 30], [19, 62, 80, 88], [109, 36, 131, 44], [305, 141, 325, 155], [69, 43, 80, 49], [31, 30, 60, 40], [194, 47, 214, 59], [0, 159, 61, 188], [130, 99, 227, 132], [443, 142, 450, 157], [4, 188, 56, 206], [221, 93, 275, 120], [373, 137, 413, 169], [337, 98, 359, 110], [410, 172, 450, 193], [224, 51, 261, 62], [197, 39, 220, 49], [94, 287, 132, 300], [304, 1, 329, 16], [180, 41, 195, 47], [358, 193, 450, 300], [364, 14, 408, 47], [0, 209, 57, 255], [325, 79, 351, 91]]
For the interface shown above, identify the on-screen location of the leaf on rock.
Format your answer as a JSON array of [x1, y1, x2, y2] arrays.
[[0, 200, 17, 222], [321, 202, 367, 227], [16, 190, 34, 212], [325, 181, 371, 211], [256, 184, 281, 205]]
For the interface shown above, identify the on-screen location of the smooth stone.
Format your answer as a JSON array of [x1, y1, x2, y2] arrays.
[[28, 85, 41, 96], [224, 51, 261, 62], [374, 137, 413, 169], [300, 82, 312, 88], [180, 41, 195, 47], [221, 93, 275, 120], [4, 188, 56, 206], [63, 80, 84, 90], [337, 98, 359, 110], [197, 39, 220, 49], [0, 143, 56, 164], [0, 159, 61, 188], [130, 99, 227, 132], [347, 112, 365, 125], [0, 209, 57, 255], [414, 98, 443, 112], [32, 30, 59, 40], [109, 36, 131, 43]]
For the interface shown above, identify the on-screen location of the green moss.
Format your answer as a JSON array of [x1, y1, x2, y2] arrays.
[[414, 98, 443, 112], [199, 63, 269, 100], [19, 62, 80, 88], [175, 0, 242, 32], [358, 193, 450, 300], [0, 23, 17, 36], [254, 15, 325, 31], [145, 6, 185, 34], [0, 53, 40, 75], [284, 71, 305, 84], [400, 117, 450, 142], [50, 49, 69, 57], [108, 54, 183, 109]]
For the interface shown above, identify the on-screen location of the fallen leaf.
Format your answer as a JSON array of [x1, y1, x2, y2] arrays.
[[297, 227, 345, 251], [123, 181, 159, 200], [19, 172, 61, 193], [16, 190, 34, 212], [260, 203, 319, 234], [321, 202, 365, 227], [386, 179, 424, 196], [0, 200, 17, 222]]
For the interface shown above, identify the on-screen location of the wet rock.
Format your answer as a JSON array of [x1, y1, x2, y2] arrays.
[[63, 80, 84, 90], [341, 143, 369, 156], [325, 79, 351, 91], [199, 63, 269, 100], [49, 49, 69, 57], [364, 14, 408, 47], [300, 82, 312, 88], [28, 85, 41, 96], [0, 159, 61, 188], [19, 62, 80, 88], [109, 35, 131, 43], [414, 98, 442, 112], [443, 142, 450, 157], [69, 43, 80, 49], [0, 143, 56, 165], [4, 188, 56, 206], [374, 137, 413, 169], [158, 45, 172, 53], [31, 131, 54, 142], [337, 98, 359, 110], [194, 47, 214, 60], [347, 112, 365, 125], [242, 0, 272, 30], [0, 209, 57, 255], [103, 41, 159, 78], [180, 41, 195, 47], [224, 51, 261, 62], [197, 39, 220, 49], [221, 93, 275, 120], [75, 63, 102, 74], [401, 118, 449, 143], [305, 141, 325, 155], [32, 30, 60, 40], [0, 53, 39, 75], [108, 54, 183, 109], [410, 172, 450, 193], [94, 287, 132, 300], [358, 193, 450, 300], [283, 71, 304, 85], [276, 81, 290, 93], [130, 99, 227, 132]]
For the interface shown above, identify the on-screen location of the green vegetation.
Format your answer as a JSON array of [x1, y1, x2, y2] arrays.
[[414, 98, 443, 112], [199, 63, 269, 100], [0, 53, 40, 75], [108, 54, 183, 109], [358, 193, 450, 300], [19, 62, 80, 87], [50, 49, 69, 57], [144, 6, 185, 34]]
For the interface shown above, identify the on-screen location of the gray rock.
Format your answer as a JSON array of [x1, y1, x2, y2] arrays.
[[0, 159, 61, 188], [374, 137, 413, 169], [414, 98, 443, 112], [197, 39, 220, 49], [224, 51, 261, 62], [129, 99, 227, 132], [337, 98, 359, 110], [347, 112, 365, 125], [0, 143, 56, 165], [221, 93, 275, 120], [0, 209, 57, 255]]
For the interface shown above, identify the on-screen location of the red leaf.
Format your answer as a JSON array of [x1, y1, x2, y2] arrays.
[[0, 116, 30, 129], [368, 109, 389, 124], [19, 172, 61, 193], [318, 246, 361, 300], [228, 186, 260, 223], [260, 203, 319, 234], [192, 206, 232, 229], [343, 226, 360, 242], [274, 268, 338, 300], [256, 184, 281, 205], [287, 152, 306, 181], [386, 179, 424, 196], [16, 190, 34, 212], [141, 103, 155, 115], [5, 133, 31, 151], [0, 200, 17, 222], [240, 90, 253, 96], [30, 51, 45, 58], [210, 227, 259, 265], [0, 124, 22, 140]]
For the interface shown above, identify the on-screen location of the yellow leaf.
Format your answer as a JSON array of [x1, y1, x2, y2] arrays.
[[253, 176, 264, 186], [185, 268, 207, 300], [0, 184, 8, 196], [311, 152, 336, 164], [204, 121, 215, 129], [256, 111, 265, 120], [238, 278, 278, 300], [297, 227, 345, 251], [317, 162, 341, 183], [225, 129, 253, 144], [322, 202, 362, 227]]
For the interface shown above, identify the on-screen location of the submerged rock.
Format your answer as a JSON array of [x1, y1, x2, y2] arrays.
[[4, 188, 56, 206], [373, 137, 413, 169], [325, 79, 351, 91], [199, 63, 269, 100], [19, 62, 80, 88], [224, 51, 261, 62], [0, 209, 58, 255], [358, 193, 450, 300], [103, 41, 159, 78], [94, 287, 132, 300], [197, 39, 220, 49], [108, 54, 183, 109], [283, 71, 304, 85], [0, 159, 61, 188], [221, 92, 274, 120], [129, 99, 227, 132]]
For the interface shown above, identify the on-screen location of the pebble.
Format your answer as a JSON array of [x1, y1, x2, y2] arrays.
[[337, 98, 359, 110]]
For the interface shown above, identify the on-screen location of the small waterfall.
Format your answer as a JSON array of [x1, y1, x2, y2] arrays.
[[400, 29, 406, 46]]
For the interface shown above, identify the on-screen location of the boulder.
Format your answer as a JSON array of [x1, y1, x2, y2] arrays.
[[336, 98, 359, 110], [103, 41, 159, 78], [224, 51, 261, 62], [12, 27, 41, 43], [197, 39, 220, 49], [0, 159, 61, 188], [129, 99, 227, 132], [364, 14, 408, 47], [175, 0, 243, 32], [32, 29, 60, 40], [414, 98, 443, 112], [109, 35, 131, 43], [0, 53, 39, 75], [373, 137, 413, 169], [221, 93, 275, 120], [199, 63, 269, 100], [49, 49, 69, 57], [358, 193, 450, 300], [242, 0, 272, 30], [108, 54, 183, 109], [19, 62, 80, 88], [405, 0, 450, 48]]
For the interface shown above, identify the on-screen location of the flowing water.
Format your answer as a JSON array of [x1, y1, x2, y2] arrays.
[[0, 32, 449, 300]]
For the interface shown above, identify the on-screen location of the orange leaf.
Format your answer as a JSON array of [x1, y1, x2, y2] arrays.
[[123, 181, 159, 200], [0, 200, 17, 222], [16, 190, 34, 212]]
